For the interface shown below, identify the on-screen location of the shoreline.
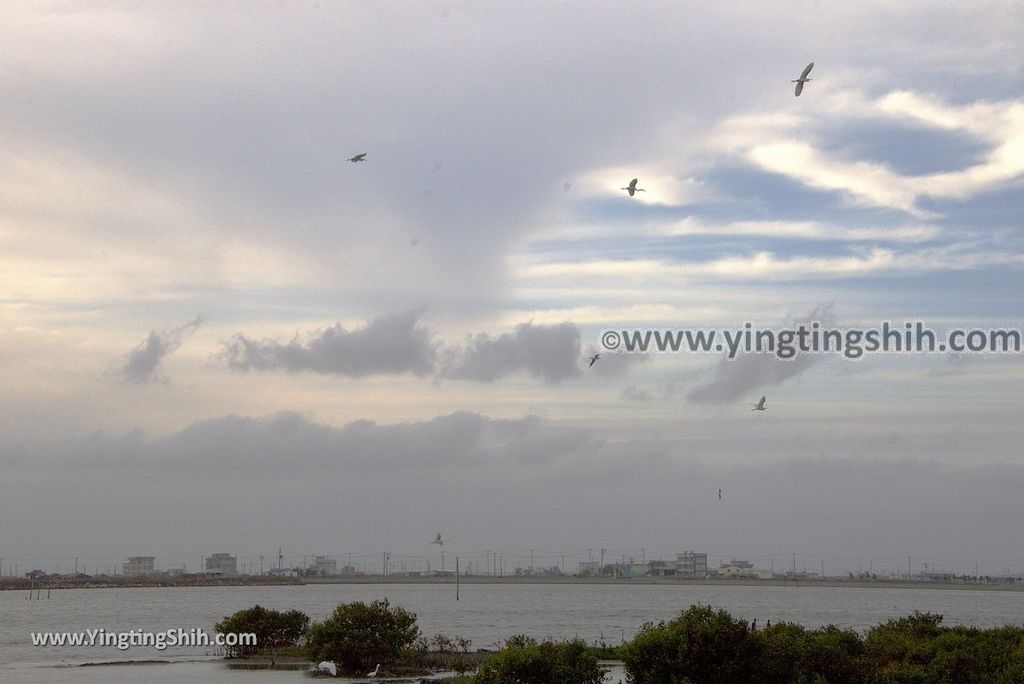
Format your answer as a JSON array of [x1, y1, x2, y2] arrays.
[[4, 575, 1023, 592]]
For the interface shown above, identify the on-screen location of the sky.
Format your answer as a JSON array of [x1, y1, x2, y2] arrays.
[[1, 1, 1023, 577]]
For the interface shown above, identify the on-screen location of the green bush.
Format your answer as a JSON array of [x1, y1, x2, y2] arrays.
[[213, 604, 309, 657], [619, 606, 1023, 684], [303, 598, 420, 675], [804, 624, 869, 683], [621, 604, 761, 684], [475, 636, 605, 684]]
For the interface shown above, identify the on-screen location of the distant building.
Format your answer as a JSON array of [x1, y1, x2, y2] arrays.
[[205, 553, 238, 575], [311, 555, 337, 576], [677, 551, 708, 578], [629, 561, 651, 577], [123, 556, 155, 577], [267, 567, 299, 577], [719, 559, 759, 579], [576, 561, 600, 577], [644, 560, 677, 577]]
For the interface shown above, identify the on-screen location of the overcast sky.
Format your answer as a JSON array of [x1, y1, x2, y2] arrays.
[[1, 1, 1023, 576]]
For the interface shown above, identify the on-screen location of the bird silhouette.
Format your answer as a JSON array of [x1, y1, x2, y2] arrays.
[[792, 62, 814, 96], [621, 178, 645, 197]]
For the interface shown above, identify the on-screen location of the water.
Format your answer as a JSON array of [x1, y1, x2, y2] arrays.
[[3, 582, 1023, 682]]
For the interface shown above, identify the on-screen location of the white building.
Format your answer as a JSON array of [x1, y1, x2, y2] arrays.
[[205, 553, 238, 575], [677, 551, 708, 578], [123, 556, 155, 577], [312, 555, 337, 576]]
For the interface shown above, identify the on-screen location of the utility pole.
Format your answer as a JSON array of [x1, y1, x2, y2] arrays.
[[530, 549, 534, 573], [278, 547, 283, 570], [792, 553, 796, 575], [821, 560, 824, 579], [908, 556, 912, 580], [456, 557, 460, 601], [259, 556, 264, 576]]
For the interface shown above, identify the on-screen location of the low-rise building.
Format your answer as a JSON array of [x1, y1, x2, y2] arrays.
[[311, 555, 337, 576], [123, 556, 155, 577], [677, 551, 708, 578], [205, 553, 238, 575]]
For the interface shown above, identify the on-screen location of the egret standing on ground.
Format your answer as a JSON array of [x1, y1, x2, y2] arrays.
[[317, 661, 337, 676], [589, 354, 600, 368], [751, 396, 767, 411], [621, 178, 645, 197], [367, 663, 381, 678], [792, 62, 814, 96], [347, 152, 367, 162]]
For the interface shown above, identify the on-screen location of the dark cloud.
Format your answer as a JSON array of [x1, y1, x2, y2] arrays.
[[223, 309, 435, 378], [223, 313, 593, 384], [4, 413, 1024, 575], [12, 410, 596, 474], [687, 305, 834, 404], [117, 316, 203, 384], [439, 322, 582, 383]]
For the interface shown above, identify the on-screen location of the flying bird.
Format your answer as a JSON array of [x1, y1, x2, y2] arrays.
[[347, 153, 367, 162], [317, 661, 337, 676], [431, 533, 448, 546], [367, 663, 381, 678], [792, 62, 814, 96], [621, 178, 645, 197], [718, 488, 722, 500], [751, 396, 767, 411], [589, 354, 600, 368]]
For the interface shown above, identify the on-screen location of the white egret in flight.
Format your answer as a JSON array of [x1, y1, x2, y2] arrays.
[[792, 62, 814, 96], [751, 396, 767, 411], [347, 153, 367, 162], [621, 178, 645, 197], [589, 354, 600, 368], [431, 533, 448, 546]]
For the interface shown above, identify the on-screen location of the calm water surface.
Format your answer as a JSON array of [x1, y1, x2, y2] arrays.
[[3, 583, 1023, 682]]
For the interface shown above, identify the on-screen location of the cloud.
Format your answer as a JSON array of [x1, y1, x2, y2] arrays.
[[223, 309, 435, 378], [116, 316, 203, 384], [686, 305, 834, 404], [620, 385, 657, 402], [223, 312, 592, 384], [715, 90, 1024, 217], [439, 321, 583, 383]]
